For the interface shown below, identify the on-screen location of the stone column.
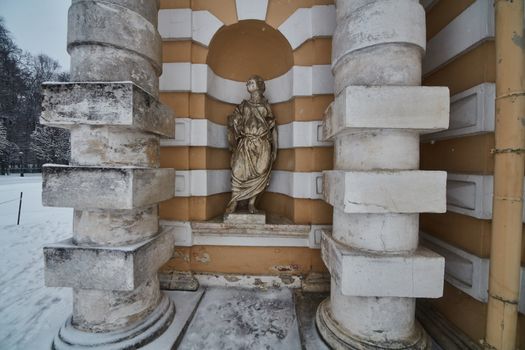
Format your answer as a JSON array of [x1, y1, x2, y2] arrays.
[[41, 1, 177, 348], [316, 1, 450, 349]]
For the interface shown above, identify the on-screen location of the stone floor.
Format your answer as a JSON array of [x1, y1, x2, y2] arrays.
[[161, 287, 328, 350], [155, 287, 442, 350], [29, 285, 445, 349]]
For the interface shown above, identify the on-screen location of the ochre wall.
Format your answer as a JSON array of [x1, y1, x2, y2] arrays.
[[422, 1, 525, 347], [159, 0, 334, 224], [158, 0, 334, 278]]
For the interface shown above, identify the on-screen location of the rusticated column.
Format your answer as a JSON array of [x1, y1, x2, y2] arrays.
[[41, 1, 177, 348], [316, 1, 450, 349]]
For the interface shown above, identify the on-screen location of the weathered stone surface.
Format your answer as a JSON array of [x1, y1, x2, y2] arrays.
[[334, 43, 423, 92], [71, 126, 160, 167], [54, 292, 176, 349], [301, 272, 331, 293], [41, 82, 175, 138], [323, 170, 447, 214], [192, 218, 309, 237], [44, 227, 175, 291], [73, 206, 159, 246], [177, 287, 301, 349], [72, 277, 161, 332], [332, 0, 426, 71], [321, 232, 444, 298], [317, 0, 447, 348], [334, 129, 420, 170], [70, 45, 160, 96], [317, 295, 431, 350], [68, 1, 162, 73], [42, 165, 175, 210], [159, 271, 199, 291], [294, 291, 331, 350], [71, 0, 160, 26], [223, 211, 266, 224], [323, 86, 450, 140], [332, 210, 419, 252]]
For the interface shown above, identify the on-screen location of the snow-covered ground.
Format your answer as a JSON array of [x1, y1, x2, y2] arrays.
[[0, 174, 72, 350]]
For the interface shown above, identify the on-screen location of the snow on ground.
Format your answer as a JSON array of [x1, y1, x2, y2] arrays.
[[0, 174, 72, 350]]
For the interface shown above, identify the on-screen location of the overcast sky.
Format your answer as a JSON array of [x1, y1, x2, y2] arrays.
[[0, 0, 70, 71]]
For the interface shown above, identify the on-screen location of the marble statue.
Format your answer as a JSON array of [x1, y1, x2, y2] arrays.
[[225, 75, 278, 215]]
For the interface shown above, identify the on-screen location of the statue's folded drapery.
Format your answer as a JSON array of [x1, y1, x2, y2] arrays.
[[227, 99, 276, 205]]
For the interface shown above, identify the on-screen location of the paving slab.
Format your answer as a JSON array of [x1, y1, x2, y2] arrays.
[[178, 287, 301, 350], [294, 291, 330, 350]]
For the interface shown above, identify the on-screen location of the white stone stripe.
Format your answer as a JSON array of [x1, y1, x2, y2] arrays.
[[160, 64, 333, 104], [421, 233, 525, 315], [158, 10, 223, 47], [446, 173, 493, 219], [158, 6, 335, 49], [268, 171, 324, 200], [421, 83, 495, 142], [278, 5, 336, 50], [161, 220, 330, 249], [159, 64, 334, 102], [235, 0, 268, 21], [277, 121, 332, 148], [421, 233, 489, 303], [161, 119, 333, 148], [446, 174, 525, 222], [423, 0, 494, 75], [175, 170, 230, 197], [173, 170, 323, 199], [161, 118, 228, 148]]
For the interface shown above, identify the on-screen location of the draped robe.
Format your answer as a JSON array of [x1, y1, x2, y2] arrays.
[[227, 98, 276, 205]]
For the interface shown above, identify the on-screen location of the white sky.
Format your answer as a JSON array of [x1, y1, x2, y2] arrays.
[[0, 0, 70, 71]]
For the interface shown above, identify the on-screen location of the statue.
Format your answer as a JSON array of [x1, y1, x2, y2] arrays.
[[225, 75, 278, 215]]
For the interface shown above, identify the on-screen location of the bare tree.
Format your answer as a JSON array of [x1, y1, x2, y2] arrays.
[[0, 121, 19, 174], [1, 17, 70, 169]]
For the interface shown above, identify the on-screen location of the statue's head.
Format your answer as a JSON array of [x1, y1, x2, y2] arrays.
[[246, 75, 265, 94]]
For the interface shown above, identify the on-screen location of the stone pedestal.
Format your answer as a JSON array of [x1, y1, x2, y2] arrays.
[[224, 211, 267, 224], [316, 1, 450, 349], [41, 1, 177, 348]]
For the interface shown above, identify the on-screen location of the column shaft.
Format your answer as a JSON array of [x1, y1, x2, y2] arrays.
[[41, 1, 177, 348], [316, 1, 449, 348]]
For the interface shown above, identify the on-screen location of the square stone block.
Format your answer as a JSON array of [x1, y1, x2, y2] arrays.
[[44, 227, 175, 291], [41, 82, 175, 137], [43, 165, 175, 210], [321, 231, 444, 298], [323, 86, 450, 140], [323, 170, 447, 214]]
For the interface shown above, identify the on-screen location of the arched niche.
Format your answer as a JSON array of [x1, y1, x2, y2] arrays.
[[205, 20, 294, 220], [206, 20, 294, 82]]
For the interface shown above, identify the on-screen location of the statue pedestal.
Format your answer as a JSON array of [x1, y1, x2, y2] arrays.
[[223, 211, 266, 224]]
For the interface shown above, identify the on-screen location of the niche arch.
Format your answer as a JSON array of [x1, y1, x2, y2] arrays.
[[206, 20, 294, 83], [204, 20, 294, 219]]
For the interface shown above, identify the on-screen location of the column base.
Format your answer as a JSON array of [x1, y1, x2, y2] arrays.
[[316, 298, 431, 350], [52, 293, 175, 350]]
